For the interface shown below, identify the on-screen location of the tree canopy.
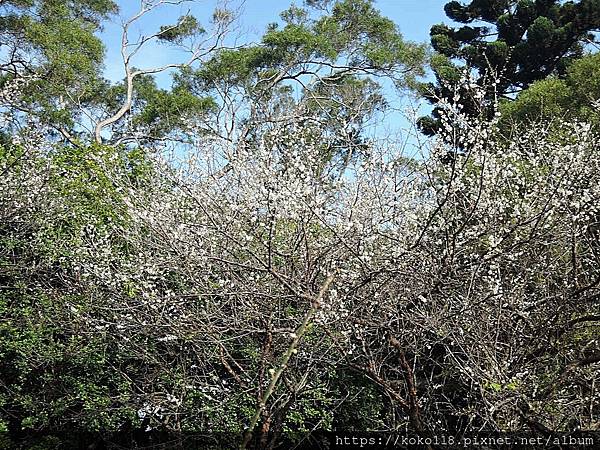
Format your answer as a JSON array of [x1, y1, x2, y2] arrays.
[[419, 0, 600, 135], [0, 0, 117, 138], [499, 51, 600, 128]]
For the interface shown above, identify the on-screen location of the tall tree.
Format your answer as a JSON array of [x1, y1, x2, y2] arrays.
[[0, 0, 230, 146], [0, 0, 117, 140], [419, 0, 600, 136], [2, 0, 425, 153], [176, 0, 426, 174], [91, 1, 234, 145]]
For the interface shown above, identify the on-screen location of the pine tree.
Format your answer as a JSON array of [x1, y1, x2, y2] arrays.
[[419, 0, 600, 135]]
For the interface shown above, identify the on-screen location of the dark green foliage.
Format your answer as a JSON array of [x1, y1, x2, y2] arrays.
[[101, 74, 216, 143], [0, 143, 147, 443], [420, 0, 600, 135], [0, 0, 117, 132], [499, 52, 600, 128], [158, 15, 204, 44]]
